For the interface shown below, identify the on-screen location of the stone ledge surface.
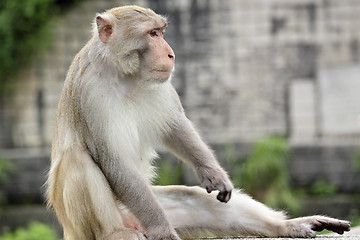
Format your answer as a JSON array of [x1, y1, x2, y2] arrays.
[[197, 236, 360, 240]]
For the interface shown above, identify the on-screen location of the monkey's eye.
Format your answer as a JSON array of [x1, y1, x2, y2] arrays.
[[149, 29, 161, 37]]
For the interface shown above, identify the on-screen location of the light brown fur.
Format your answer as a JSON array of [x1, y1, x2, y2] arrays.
[[46, 5, 350, 240]]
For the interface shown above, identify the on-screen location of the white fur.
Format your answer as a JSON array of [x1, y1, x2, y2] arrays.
[[89, 81, 179, 181], [153, 186, 286, 237], [152, 186, 350, 238], [47, 6, 351, 240]]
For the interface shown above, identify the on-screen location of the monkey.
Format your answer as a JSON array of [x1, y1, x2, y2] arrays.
[[46, 5, 350, 240]]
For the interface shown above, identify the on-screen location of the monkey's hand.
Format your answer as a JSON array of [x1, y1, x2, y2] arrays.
[[197, 166, 233, 203]]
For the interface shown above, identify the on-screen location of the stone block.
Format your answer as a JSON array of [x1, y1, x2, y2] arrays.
[[290, 80, 316, 143], [318, 64, 360, 136]]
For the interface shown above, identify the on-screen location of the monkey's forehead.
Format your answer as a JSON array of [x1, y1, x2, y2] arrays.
[[106, 5, 168, 28]]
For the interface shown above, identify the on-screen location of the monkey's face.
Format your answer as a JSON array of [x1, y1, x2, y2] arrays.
[[141, 27, 175, 83], [96, 6, 175, 84]]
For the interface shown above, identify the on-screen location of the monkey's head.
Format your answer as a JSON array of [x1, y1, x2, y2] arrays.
[[95, 5, 175, 84]]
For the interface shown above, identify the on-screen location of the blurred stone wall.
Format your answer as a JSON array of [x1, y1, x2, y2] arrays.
[[2, 0, 360, 147], [0, 0, 360, 202]]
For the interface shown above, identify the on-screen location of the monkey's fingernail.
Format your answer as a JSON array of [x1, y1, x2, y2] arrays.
[[217, 192, 227, 202], [224, 191, 231, 203]]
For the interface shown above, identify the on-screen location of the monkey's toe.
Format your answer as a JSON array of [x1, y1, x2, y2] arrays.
[[312, 218, 350, 234]]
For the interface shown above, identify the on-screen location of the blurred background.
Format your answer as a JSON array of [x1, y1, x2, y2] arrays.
[[0, 0, 360, 238]]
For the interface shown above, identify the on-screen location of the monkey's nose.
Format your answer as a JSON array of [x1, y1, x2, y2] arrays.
[[168, 53, 175, 60]]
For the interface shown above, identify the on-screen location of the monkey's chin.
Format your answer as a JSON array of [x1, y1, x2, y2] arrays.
[[140, 74, 172, 87], [153, 70, 172, 79], [150, 70, 173, 83]]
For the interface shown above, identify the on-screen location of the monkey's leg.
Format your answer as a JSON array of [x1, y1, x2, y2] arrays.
[[152, 185, 350, 238], [50, 147, 145, 240]]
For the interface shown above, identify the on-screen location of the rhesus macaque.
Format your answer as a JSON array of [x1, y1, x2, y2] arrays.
[[46, 5, 350, 240]]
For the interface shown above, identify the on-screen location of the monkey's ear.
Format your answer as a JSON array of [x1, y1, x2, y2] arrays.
[[96, 14, 114, 44]]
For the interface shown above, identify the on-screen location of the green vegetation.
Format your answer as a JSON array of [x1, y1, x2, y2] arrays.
[[0, 0, 54, 91], [354, 147, 360, 172], [228, 136, 301, 215], [0, 157, 16, 206], [155, 159, 184, 186], [0, 222, 57, 240], [0, 160, 57, 240], [0, 157, 15, 184], [351, 215, 360, 227], [310, 179, 337, 196], [0, 2, 79, 238], [0, 0, 84, 92]]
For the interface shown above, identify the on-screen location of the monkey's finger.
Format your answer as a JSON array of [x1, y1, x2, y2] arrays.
[[216, 190, 231, 203], [225, 190, 232, 202], [202, 179, 213, 193], [216, 191, 228, 203], [216, 181, 233, 192], [215, 181, 233, 202], [315, 219, 350, 234]]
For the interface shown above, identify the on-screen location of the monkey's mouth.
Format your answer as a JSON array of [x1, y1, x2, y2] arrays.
[[152, 69, 172, 73]]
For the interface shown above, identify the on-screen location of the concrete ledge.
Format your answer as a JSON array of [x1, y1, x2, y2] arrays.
[[196, 227, 360, 239], [199, 237, 360, 240]]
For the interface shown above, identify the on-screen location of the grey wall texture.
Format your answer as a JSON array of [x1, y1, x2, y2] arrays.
[[1, 0, 360, 147], [0, 0, 360, 202]]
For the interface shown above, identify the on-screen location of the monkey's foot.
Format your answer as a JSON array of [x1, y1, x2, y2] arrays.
[[105, 229, 146, 240], [285, 215, 350, 237]]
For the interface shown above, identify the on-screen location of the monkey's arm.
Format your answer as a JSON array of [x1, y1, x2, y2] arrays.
[[163, 114, 233, 202], [95, 151, 180, 240]]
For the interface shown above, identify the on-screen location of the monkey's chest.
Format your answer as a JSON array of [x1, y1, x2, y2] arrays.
[[105, 97, 173, 180]]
